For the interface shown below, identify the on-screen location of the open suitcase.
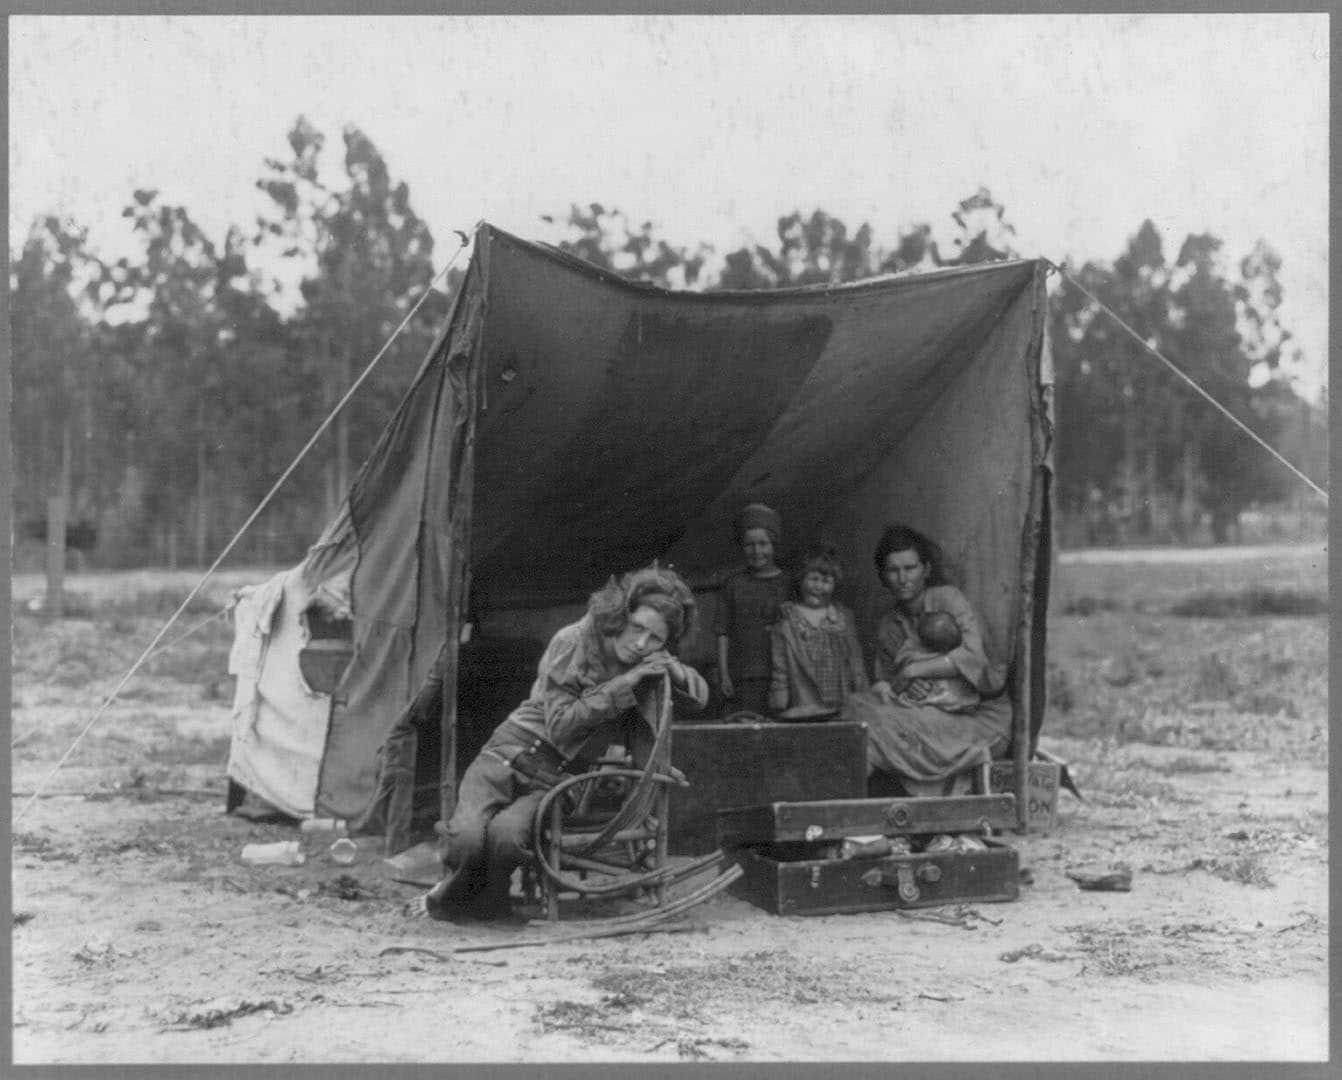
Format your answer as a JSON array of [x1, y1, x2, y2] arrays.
[[718, 794, 1021, 916]]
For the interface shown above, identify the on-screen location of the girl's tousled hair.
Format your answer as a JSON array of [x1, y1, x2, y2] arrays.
[[872, 523, 948, 586], [588, 565, 699, 649], [798, 542, 844, 584]]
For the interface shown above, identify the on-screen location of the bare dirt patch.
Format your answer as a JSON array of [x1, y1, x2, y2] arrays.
[[10, 551, 1329, 1063]]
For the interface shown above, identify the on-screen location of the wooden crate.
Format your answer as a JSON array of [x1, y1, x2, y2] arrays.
[[667, 721, 868, 855], [976, 761, 1062, 832]]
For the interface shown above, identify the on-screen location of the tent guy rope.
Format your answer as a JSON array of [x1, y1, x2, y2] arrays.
[[1049, 261, 1328, 505], [14, 230, 474, 824], [10, 606, 231, 750]]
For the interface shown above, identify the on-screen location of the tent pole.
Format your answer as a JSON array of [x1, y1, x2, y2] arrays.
[[1013, 474, 1043, 831], [1013, 264, 1052, 833], [439, 234, 488, 828], [437, 384, 477, 829]]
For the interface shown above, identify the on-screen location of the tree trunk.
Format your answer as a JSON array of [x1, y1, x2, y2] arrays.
[[195, 405, 207, 567], [44, 422, 71, 619], [320, 332, 341, 522], [336, 339, 352, 501], [1179, 439, 1200, 542], [1139, 441, 1158, 538], [1120, 382, 1137, 544]]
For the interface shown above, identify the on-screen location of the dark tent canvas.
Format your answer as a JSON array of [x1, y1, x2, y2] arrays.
[[225, 223, 1054, 831]]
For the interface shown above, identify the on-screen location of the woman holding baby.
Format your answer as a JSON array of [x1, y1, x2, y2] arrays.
[[841, 523, 1013, 798]]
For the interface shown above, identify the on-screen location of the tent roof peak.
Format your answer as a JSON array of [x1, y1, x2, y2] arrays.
[[473, 221, 1043, 302]]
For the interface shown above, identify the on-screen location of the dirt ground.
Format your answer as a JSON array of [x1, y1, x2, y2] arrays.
[[9, 545, 1330, 1064]]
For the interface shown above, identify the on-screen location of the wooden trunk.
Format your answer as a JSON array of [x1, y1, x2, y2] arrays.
[[717, 793, 1017, 848], [667, 721, 868, 855], [733, 840, 1019, 916], [720, 794, 1020, 916]]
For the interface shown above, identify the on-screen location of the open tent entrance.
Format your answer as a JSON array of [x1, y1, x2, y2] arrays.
[[226, 223, 1054, 851]]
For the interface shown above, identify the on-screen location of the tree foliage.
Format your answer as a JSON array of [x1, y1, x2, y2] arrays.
[[1050, 222, 1316, 542], [9, 145, 1324, 568]]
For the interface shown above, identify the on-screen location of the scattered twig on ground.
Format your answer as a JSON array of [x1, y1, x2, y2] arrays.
[[999, 943, 1073, 964], [380, 920, 705, 960], [895, 904, 1001, 929], [917, 991, 965, 1003], [11, 786, 223, 801], [157, 997, 293, 1031], [1065, 864, 1134, 891]]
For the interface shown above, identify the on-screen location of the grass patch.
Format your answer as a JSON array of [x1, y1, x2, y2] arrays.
[[1061, 595, 1124, 616], [1051, 547, 1326, 616], [13, 832, 80, 863], [1190, 854, 1275, 889], [142, 734, 233, 767], [1171, 588, 1328, 618], [1143, 755, 1232, 776], [1192, 652, 1239, 701], [587, 949, 900, 1022], [98, 586, 227, 618]]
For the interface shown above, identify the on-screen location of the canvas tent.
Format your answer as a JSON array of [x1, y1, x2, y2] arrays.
[[227, 222, 1054, 835]]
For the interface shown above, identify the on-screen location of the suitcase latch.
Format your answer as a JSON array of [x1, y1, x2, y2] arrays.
[[895, 864, 920, 903], [884, 805, 912, 830], [809, 866, 821, 889]]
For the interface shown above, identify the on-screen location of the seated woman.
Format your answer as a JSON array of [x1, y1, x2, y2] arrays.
[[843, 524, 1012, 800], [426, 567, 709, 922], [768, 543, 869, 721]]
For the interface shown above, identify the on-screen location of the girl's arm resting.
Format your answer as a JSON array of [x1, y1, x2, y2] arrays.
[[544, 672, 640, 745], [716, 635, 733, 698], [844, 614, 871, 692], [768, 625, 789, 712], [670, 660, 710, 710]]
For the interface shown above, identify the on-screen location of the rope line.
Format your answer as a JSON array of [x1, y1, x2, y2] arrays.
[[15, 233, 473, 823], [141, 604, 233, 663], [1050, 261, 1328, 504], [10, 606, 231, 750]]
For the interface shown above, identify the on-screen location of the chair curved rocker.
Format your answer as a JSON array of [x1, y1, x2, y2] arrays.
[[528, 673, 714, 921]]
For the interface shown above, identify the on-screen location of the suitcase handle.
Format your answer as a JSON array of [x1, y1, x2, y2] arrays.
[[860, 864, 922, 902], [861, 861, 941, 901]]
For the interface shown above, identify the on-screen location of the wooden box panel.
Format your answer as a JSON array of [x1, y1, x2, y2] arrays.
[[733, 840, 1019, 916], [668, 721, 868, 855], [977, 761, 1061, 831], [717, 794, 1018, 849]]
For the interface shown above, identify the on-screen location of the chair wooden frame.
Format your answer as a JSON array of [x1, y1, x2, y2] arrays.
[[532, 764, 676, 921]]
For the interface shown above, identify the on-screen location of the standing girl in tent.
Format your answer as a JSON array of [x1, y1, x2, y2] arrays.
[[767, 542, 869, 720], [714, 503, 790, 717], [426, 566, 708, 922]]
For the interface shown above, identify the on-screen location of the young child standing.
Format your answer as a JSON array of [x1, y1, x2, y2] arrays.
[[769, 543, 870, 720], [714, 503, 790, 716]]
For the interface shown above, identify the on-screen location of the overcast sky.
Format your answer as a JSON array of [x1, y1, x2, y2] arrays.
[[9, 13, 1330, 399]]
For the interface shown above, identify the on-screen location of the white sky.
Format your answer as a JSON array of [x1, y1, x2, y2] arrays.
[[9, 13, 1330, 399]]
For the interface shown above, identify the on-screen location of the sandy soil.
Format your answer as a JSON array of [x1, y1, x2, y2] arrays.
[[9, 555, 1330, 1064]]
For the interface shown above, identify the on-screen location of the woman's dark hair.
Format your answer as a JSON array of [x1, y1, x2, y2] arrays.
[[588, 565, 699, 649], [872, 523, 948, 586], [798, 542, 843, 584]]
